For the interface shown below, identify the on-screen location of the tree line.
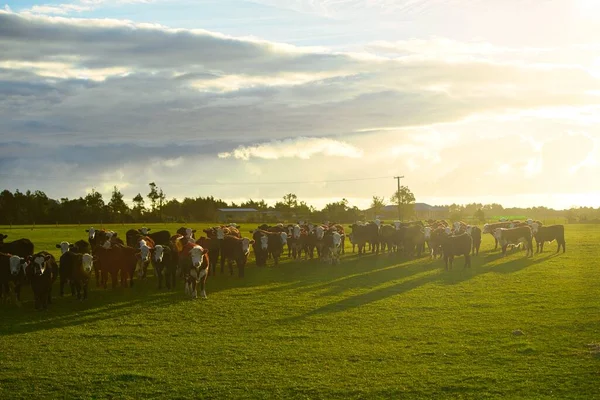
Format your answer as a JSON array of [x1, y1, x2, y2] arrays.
[[0, 183, 597, 225]]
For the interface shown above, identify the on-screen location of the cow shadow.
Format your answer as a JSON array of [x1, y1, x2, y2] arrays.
[[0, 272, 239, 336], [279, 252, 559, 323], [246, 251, 427, 295]]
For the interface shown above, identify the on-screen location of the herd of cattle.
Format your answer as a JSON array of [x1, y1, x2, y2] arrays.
[[0, 218, 566, 310]]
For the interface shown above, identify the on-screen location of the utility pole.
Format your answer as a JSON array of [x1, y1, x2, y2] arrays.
[[394, 175, 404, 221]]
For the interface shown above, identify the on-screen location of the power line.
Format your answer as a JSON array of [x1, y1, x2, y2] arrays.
[[0, 173, 393, 186]]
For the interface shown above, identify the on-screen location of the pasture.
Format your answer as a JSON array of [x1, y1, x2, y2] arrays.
[[0, 223, 598, 399]]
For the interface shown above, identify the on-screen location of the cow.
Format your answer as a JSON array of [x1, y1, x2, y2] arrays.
[[86, 228, 120, 250], [59, 251, 94, 300], [323, 231, 343, 265], [251, 229, 287, 267], [135, 237, 156, 279], [399, 225, 426, 257], [0, 253, 30, 304], [144, 229, 172, 246], [0, 237, 34, 258], [379, 225, 397, 253], [482, 222, 513, 250], [350, 222, 379, 255], [150, 244, 176, 289], [466, 226, 482, 255], [29, 251, 58, 310], [428, 227, 446, 259], [220, 235, 254, 277], [531, 224, 566, 253], [176, 227, 197, 240], [179, 244, 209, 299], [493, 226, 534, 257], [440, 233, 472, 270], [93, 245, 138, 289]]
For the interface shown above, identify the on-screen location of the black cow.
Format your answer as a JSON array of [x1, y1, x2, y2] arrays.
[[150, 244, 176, 289], [467, 226, 482, 255], [532, 224, 566, 253], [400, 225, 425, 257], [29, 251, 58, 310], [136, 227, 172, 246], [220, 235, 254, 277], [440, 233, 472, 270], [251, 230, 286, 266], [493, 226, 534, 257], [0, 236, 34, 258], [59, 251, 94, 300]]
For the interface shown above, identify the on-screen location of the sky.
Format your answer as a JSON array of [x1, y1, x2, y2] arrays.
[[1, 0, 600, 211]]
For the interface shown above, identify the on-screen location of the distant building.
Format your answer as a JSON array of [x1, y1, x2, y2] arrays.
[[414, 203, 449, 220], [217, 208, 259, 223]]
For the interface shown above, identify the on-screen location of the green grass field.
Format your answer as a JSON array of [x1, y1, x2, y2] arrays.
[[0, 223, 598, 399]]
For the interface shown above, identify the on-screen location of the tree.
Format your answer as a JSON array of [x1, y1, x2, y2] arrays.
[[390, 186, 416, 220], [283, 193, 298, 209], [241, 199, 269, 210], [108, 186, 129, 221], [371, 196, 386, 218], [147, 182, 160, 212], [474, 208, 485, 223], [132, 193, 145, 220]]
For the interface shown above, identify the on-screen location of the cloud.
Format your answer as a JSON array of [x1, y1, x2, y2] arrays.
[[218, 137, 363, 160], [1, 8, 600, 209]]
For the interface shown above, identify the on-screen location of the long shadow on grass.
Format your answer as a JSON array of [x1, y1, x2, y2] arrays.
[[246, 251, 429, 295], [0, 274, 234, 336], [281, 252, 559, 322]]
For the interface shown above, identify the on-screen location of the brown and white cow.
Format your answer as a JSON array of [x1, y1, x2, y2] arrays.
[[493, 226, 534, 257], [179, 244, 209, 299]]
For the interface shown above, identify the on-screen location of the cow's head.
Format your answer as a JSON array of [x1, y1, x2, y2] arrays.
[[280, 232, 287, 245], [241, 238, 252, 256], [308, 224, 314, 233], [394, 220, 401, 230], [86, 227, 96, 239], [56, 241, 71, 255], [81, 253, 93, 274], [332, 232, 342, 248], [9, 255, 27, 276], [424, 227, 432, 239], [185, 228, 196, 239], [260, 235, 268, 250], [444, 227, 451, 235], [526, 218, 533, 225], [32, 254, 51, 276], [102, 240, 112, 249], [316, 226, 325, 240], [482, 224, 490, 234], [216, 227, 225, 240], [139, 240, 151, 262], [153, 245, 164, 263], [375, 218, 381, 228], [453, 222, 461, 231], [139, 227, 151, 235], [466, 226, 473, 235], [531, 222, 540, 234], [293, 225, 301, 239], [189, 245, 207, 268]]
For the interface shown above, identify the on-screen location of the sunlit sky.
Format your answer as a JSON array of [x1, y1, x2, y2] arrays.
[[1, 0, 600, 210]]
